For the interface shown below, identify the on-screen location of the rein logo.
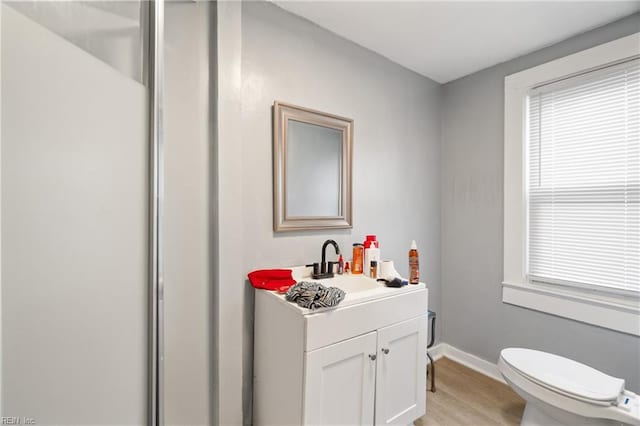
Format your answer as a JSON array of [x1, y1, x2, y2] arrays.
[[1, 418, 36, 425]]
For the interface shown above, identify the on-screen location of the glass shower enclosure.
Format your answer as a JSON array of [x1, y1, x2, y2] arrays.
[[1, 1, 163, 423]]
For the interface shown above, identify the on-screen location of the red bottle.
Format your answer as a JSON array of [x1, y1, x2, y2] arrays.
[[364, 235, 379, 248]]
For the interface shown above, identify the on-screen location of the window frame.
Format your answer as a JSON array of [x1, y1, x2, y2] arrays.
[[502, 32, 640, 336]]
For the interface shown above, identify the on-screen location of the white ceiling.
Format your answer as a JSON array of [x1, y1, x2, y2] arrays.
[[273, 1, 640, 83]]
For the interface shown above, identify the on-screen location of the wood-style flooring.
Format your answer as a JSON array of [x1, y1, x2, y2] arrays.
[[415, 357, 526, 426]]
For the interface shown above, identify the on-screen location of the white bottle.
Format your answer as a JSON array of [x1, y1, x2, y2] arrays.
[[364, 240, 381, 278]]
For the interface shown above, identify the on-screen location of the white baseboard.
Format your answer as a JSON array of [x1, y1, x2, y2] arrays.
[[427, 342, 506, 384], [428, 342, 446, 361]]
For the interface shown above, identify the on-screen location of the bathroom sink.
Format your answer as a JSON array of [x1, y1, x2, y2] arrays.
[[316, 274, 380, 294], [282, 265, 425, 314], [290, 265, 381, 293]]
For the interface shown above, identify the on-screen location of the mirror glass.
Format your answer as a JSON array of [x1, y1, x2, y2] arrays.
[[273, 102, 353, 232], [286, 120, 342, 217]]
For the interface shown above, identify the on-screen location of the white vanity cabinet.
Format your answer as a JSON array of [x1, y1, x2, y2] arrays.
[[375, 317, 427, 425], [253, 278, 428, 426], [304, 331, 377, 425]]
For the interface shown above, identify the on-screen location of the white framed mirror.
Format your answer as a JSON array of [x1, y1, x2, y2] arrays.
[[273, 101, 353, 232]]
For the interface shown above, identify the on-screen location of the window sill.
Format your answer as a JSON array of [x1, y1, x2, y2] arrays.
[[501, 281, 640, 336]]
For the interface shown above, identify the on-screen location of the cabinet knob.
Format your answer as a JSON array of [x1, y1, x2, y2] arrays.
[[381, 348, 390, 354], [368, 354, 377, 361]]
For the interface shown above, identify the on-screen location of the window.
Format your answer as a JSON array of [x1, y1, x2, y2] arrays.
[[527, 59, 639, 295], [503, 33, 640, 336]]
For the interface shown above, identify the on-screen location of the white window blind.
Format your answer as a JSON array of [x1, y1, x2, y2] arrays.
[[527, 58, 640, 294]]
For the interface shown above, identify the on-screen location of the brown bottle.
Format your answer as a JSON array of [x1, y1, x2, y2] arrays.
[[370, 260, 378, 279], [352, 243, 364, 275], [409, 240, 419, 284]]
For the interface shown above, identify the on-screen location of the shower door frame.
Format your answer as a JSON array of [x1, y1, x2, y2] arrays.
[[149, 0, 165, 425]]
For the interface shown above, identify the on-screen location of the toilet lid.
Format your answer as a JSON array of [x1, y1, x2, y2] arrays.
[[500, 348, 625, 403]]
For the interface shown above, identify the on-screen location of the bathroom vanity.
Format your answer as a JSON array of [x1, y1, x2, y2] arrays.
[[253, 267, 428, 425]]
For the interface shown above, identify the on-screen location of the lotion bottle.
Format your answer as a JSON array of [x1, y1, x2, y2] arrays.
[[364, 240, 381, 278], [409, 240, 419, 284]]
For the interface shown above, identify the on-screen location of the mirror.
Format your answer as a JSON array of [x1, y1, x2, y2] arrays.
[[273, 101, 353, 232]]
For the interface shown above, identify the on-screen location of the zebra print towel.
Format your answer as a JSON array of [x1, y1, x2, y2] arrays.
[[285, 281, 346, 310]]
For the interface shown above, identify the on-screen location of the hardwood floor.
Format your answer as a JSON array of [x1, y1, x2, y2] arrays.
[[415, 357, 526, 426]]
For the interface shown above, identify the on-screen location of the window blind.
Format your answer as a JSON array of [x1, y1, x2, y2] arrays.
[[527, 58, 640, 294]]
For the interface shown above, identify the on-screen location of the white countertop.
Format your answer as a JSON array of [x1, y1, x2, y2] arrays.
[[260, 266, 427, 316]]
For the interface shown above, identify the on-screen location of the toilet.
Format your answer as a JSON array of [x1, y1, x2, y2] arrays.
[[498, 348, 640, 426]]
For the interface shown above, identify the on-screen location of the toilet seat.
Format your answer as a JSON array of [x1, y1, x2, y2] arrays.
[[499, 348, 640, 426], [500, 348, 625, 406]]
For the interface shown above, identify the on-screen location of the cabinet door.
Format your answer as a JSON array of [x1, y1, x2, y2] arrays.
[[375, 317, 427, 425], [304, 331, 377, 425]]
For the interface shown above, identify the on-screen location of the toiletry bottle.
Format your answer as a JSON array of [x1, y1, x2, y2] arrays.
[[337, 254, 344, 275], [409, 240, 419, 284], [345, 261, 350, 274], [363, 241, 372, 277], [364, 235, 379, 249], [370, 260, 378, 279], [352, 243, 364, 274], [364, 239, 381, 278]]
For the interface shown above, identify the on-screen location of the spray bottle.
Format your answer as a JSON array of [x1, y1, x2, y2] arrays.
[[409, 240, 419, 284]]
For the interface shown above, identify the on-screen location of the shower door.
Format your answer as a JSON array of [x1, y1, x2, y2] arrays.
[[1, 1, 155, 423]]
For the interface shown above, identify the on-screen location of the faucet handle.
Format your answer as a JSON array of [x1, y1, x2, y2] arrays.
[[327, 261, 339, 274], [305, 262, 320, 276]]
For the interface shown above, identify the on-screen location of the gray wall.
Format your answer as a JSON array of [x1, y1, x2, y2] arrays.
[[237, 1, 442, 422], [441, 13, 640, 392], [241, 1, 441, 284], [164, 2, 215, 425], [215, 1, 243, 424]]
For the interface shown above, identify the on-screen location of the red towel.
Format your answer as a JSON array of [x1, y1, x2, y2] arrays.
[[248, 269, 296, 293]]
